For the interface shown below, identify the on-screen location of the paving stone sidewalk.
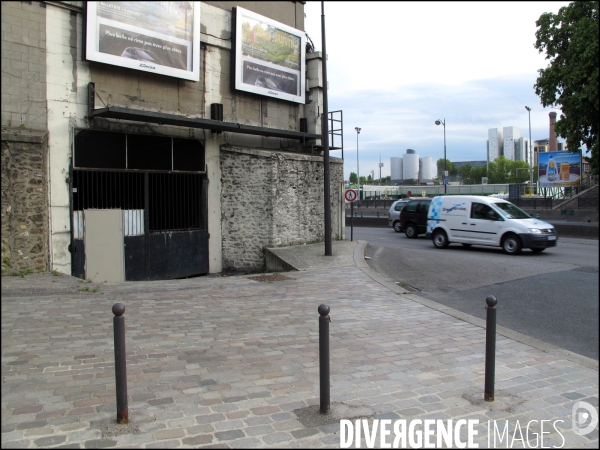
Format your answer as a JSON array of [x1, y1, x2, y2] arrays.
[[1, 242, 598, 448]]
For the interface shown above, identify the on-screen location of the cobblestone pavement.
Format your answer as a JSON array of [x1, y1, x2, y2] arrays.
[[2, 242, 598, 448]]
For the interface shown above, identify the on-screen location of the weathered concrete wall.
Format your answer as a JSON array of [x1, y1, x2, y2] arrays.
[[0, 1, 47, 130], [204, 1, 304, 30], [45, 2, 88, 274], [1, 130, 49, 274], [221, 146, 344, 272]]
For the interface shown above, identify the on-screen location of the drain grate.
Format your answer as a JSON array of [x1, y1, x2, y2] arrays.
[[396, 282, 420, 292]]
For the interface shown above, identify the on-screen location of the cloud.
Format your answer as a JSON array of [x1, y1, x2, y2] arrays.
[[330, 74, 563, 179], [304, 1, 570, 180]]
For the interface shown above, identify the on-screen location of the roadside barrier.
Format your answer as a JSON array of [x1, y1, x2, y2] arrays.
[[484, 296, 497, 401], [318, 304, 331, 413], [112, 303, 129, 423]]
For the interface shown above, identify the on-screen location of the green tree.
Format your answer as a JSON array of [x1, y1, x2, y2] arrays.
[[534, 1, 599, 174], [458, 164, 472, 183], [470, 166, 488, 185], [349, 172, 358, 184], [485, 158, 537, 184], [436, 158, 455, 178], [509, 160, 534, 183]]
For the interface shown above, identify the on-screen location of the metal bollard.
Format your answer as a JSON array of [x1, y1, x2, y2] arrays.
[[484, 296, 497, 402], [112, 303, 129, 424], [318, 304, 331, 413]]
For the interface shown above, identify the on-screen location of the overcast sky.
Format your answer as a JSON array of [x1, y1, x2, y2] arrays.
[[303, 1, 570, 180]]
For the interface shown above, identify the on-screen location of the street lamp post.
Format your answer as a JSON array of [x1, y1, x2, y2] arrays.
[[355, 127, 361, 199], [435, 119, 446, 195], [525, 106, 533, 191]]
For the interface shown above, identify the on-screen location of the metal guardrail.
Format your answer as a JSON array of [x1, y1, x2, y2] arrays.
[[512, 197, 554, 209], [353, 184, 511, 200], [350, 200, 395, 209]]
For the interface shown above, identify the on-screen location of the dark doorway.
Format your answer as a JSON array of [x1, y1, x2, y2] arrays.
[[71, 129, 208, 281]]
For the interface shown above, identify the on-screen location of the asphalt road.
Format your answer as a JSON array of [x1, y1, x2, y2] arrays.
[[348, 226, 599, 360]]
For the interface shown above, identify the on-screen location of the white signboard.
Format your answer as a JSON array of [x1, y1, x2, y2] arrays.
[[85, 1, 200, 81], [233, 7, 305, 103]]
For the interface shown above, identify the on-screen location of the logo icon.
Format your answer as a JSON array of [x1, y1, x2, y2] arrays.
[[572, 401, 598, 436]]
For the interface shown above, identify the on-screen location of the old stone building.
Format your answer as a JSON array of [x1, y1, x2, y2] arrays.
[[1, 1, 344, 280]]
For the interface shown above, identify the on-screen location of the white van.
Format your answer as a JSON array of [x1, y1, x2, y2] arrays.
[[426, 195, 557, 254]]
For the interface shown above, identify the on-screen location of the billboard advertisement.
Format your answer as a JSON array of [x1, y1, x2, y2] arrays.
[[538, 151, 581, 187], [233, 7, 305, 104], [85, 2, 200, 81]]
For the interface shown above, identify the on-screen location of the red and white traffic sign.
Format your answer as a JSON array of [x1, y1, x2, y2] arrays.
[[345, 189, 358, 202]]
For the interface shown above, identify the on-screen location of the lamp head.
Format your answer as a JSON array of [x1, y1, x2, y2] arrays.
[[525, 106, 531, 112], [435, 120, 441, 126], [355, 127, 361, 133]]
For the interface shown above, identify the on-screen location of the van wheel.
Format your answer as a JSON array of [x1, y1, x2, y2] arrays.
[[433, 230, 448, 248], [405, 224, 418, 239], [393, 221, 402, 233], [502, 234, 522, 255]]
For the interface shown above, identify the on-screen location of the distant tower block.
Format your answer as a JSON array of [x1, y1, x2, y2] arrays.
[[549, 112, 558, 151]]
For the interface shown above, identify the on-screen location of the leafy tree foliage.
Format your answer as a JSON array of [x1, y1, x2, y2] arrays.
[[470, 166, 488, 185], [458, 164, 472, 183], [534, 1, 599, 174], [485, 157, 537, 184], [432, 158, 539, 185], [436, 159, 456, 178], [349, 172, 358, 184]]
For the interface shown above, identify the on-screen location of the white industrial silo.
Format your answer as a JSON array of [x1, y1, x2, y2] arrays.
[[420, 157, 434, 182], [390, 157, 403, 181], [403, 149, 419, 181]]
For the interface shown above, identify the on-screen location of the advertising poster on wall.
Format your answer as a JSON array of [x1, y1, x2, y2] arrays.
[[233, 7, 305, 104], [538, 151, 581, 187], [85, 1, 200, 81]]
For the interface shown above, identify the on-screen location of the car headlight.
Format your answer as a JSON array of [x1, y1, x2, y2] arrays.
[[528, 228, 543, 234]]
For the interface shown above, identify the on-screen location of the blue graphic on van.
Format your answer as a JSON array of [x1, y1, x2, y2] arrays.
[[443, 203, 467, 213], [427, 197, 444, 233]]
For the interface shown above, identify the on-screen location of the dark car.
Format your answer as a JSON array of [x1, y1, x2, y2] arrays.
[[388, 199, 410, 232], [399, 198, 432, 238]]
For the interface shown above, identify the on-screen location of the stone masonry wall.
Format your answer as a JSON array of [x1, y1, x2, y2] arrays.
[[1, 130, 49, 274], [221, 146, 343, 272]]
